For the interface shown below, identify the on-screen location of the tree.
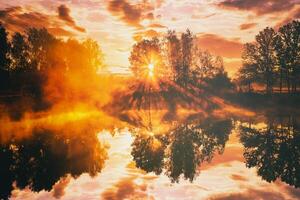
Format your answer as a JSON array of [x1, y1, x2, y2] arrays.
[[180, 29, 193, 86], [166, 30, 181, 81], [240, 116, 300, 188], [131, 134, 165, 175], [10, 32, 31, 72], [26, 28, 56, 71], [129, 38, 164, 79], [255, 27, 277, 93], [275, 21, 300, 93], [241, 28, 277, 94], [0, 24, 10, 70], [236, 63, 257, 92], [0, 130, 108, 199], [131, 117, 232, 183], [82, 38, 104, 73]]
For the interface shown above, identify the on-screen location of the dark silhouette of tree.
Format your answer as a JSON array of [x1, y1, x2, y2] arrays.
[[10, 32, 31, 72], [0, 144, 14, 200], [275, 21, 300, 93], [129, 38, 164, 78], [240, 116, 300, 188], [255, 27, 277, 94], [27, 28, 57, 71], [165, 29, 193, 86], [0, 24, 10, 70], [0, 130, 107, 199], [192, 50, 232, 92], [236, 63, 257, 92], [180, 29, 193, 87], [0, 24, 10, 91], [131, 118, 233, 183], [166, 30, 181, 81], [237, 20, 300, 94], [131, 134, 165, 175]]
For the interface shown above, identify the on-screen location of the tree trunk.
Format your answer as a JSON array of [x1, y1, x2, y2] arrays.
[[279, 68, 282, 93], [286, 70, 290, 93]]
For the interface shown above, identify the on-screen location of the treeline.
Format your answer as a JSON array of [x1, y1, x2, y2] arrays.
[[129, 30, 233, 93], [236, 20, 300, 94], [0, 24, 103, 97]]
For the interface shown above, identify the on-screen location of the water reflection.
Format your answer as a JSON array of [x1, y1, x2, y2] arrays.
[[240, 115, 300, 188], [0, 130, 107, 200], [0, 111, 299, 199], [131, 117, 233, 182]]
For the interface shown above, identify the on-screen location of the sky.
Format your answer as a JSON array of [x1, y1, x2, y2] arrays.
[[0, 0, 300, 76]]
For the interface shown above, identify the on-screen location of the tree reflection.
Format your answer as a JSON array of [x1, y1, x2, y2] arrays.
[[131, 117, 233, 182], [0, 130, 107, 200], [240, 116, 300, 188]]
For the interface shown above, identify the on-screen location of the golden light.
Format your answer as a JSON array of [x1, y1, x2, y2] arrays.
[[148, 63, 154, 77]]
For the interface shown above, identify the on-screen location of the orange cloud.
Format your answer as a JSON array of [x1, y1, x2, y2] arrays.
[[239, 23, 257, 30], [107, 0, 159, 28], [52, 176, 71, 199], [133, 29, 161, 41], [196, 33, 243, 58], [57, 4, 85, 32], [209, 188, 286, 200], [101, 176, 153, 200], [230, 174, 248, 182], [148, 23, 167, 29], [274, 7, 300, 29], [107, 0, 143, 27], [0, 6, 84, 36], [218, 0, 298, 15]]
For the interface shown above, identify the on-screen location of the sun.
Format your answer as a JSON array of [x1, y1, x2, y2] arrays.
[[148, 63, 154, 77]]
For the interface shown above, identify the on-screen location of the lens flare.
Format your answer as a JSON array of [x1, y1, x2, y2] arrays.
[[148, 63, 154, 77]]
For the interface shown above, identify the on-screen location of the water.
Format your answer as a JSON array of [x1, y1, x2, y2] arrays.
[[0, 108, 299, 200]]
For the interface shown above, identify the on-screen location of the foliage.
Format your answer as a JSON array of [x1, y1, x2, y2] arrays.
[[237, 20, 300, 93]]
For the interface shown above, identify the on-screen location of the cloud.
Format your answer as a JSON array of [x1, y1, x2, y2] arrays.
[[0, 6, 84, 36], [208, 188, 285, 200], [57, 4, 85, 32], [274, 7, 300, 29], [191, 13, 216, 19], [230, 174, 248, 182], [218, 0, 299, 15], [239, 23, 257, 30], [107, 0, 143, 27], [195, 33, 244, 76], [148, 23, 167, 29], [107, 0, 157, 28], [218, 1, 299, 35], [133, 29, 161, 41], [52, 176, 71, 199], [196, 33, 243, 58], [101, 176, 153, 200]]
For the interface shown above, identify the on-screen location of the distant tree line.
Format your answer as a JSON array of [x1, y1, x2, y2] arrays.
[[236, 20, 300, 94], [0, 24, 103, 97]]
